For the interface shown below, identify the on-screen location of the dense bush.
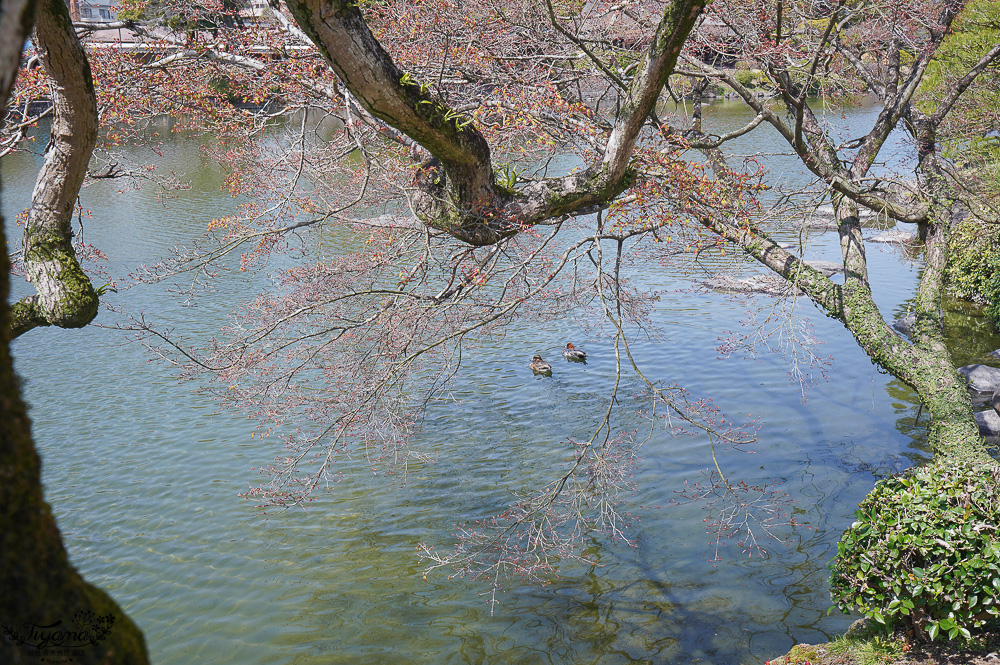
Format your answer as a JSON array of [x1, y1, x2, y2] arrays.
[[733, 69, 756, 88], [947, 218, 1000, 328], [830, 459, 1000, 641], [733, 68, 766, 89]]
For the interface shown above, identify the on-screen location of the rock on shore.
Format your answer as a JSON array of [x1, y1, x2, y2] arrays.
[[976, 409, 1000, 437], [958, 364, 1000, 393]]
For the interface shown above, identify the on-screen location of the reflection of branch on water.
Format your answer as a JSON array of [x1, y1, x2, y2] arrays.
[[673, 470, 797, 561], [419, 214, 785, 607]]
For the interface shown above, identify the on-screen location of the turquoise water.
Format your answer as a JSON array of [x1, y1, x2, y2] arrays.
[[4, 105, 998, 664]]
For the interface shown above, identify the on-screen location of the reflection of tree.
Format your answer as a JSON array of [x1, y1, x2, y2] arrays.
[[884, 378, 933, 463], [941, 299, 1000, 367]]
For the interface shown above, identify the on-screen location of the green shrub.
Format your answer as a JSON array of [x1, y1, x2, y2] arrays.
[[830, 459, 1000, 642], [734, 69, 756, 88], [947, 218, 1000, 328]]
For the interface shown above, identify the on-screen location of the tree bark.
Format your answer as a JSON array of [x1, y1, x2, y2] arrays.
[[1, 3, 150, 662], [10, 0, 100, 338], [1, 232, 152, 665]]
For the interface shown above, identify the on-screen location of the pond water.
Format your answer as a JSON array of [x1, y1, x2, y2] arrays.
[[4, 103, 1000, 665]]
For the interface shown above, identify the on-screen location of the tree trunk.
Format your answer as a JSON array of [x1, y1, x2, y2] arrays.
[[1, 225, 151, 664], [1, 3, 150, 662], [895, 112, 988, 460]]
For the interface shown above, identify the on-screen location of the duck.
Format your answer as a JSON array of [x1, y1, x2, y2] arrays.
[[562, 342, 587, 361], [529, 354, 553, 374]]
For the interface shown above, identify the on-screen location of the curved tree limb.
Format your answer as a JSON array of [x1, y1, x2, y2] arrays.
[[281, 0, 706, 246], [681, 57, 930, 224], [930, 41, 1000, 125], [11, 0, 99, 338]]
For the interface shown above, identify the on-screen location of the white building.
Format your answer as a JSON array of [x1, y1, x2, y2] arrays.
[[70, 0, 118, 22]]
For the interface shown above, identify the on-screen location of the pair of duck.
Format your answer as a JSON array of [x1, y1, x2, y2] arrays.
[[530, 343, 586, 375]]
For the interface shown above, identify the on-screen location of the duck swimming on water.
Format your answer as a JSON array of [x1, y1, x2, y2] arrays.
[[562, 342, 587, 361], [529, 355, 553, 374]]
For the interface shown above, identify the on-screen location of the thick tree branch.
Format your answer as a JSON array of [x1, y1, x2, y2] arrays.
[[930, 41, 1000, 124], [848, 16, 957, 180], [683, 58, 930, 223], [281, 0, 496, 200], [501, 0, 708, 232], [281, 0, 706, 246], [11, 0, 100, 338], [700, 216, 843, 313]]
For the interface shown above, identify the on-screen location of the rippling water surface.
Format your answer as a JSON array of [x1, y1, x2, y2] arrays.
[[4, 104, 1000, 665]]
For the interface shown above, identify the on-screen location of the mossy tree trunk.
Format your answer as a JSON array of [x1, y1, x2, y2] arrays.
[[0, 3, 150, 662], [682, 0, 1000, 463], [10, 0, 100, 338]]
